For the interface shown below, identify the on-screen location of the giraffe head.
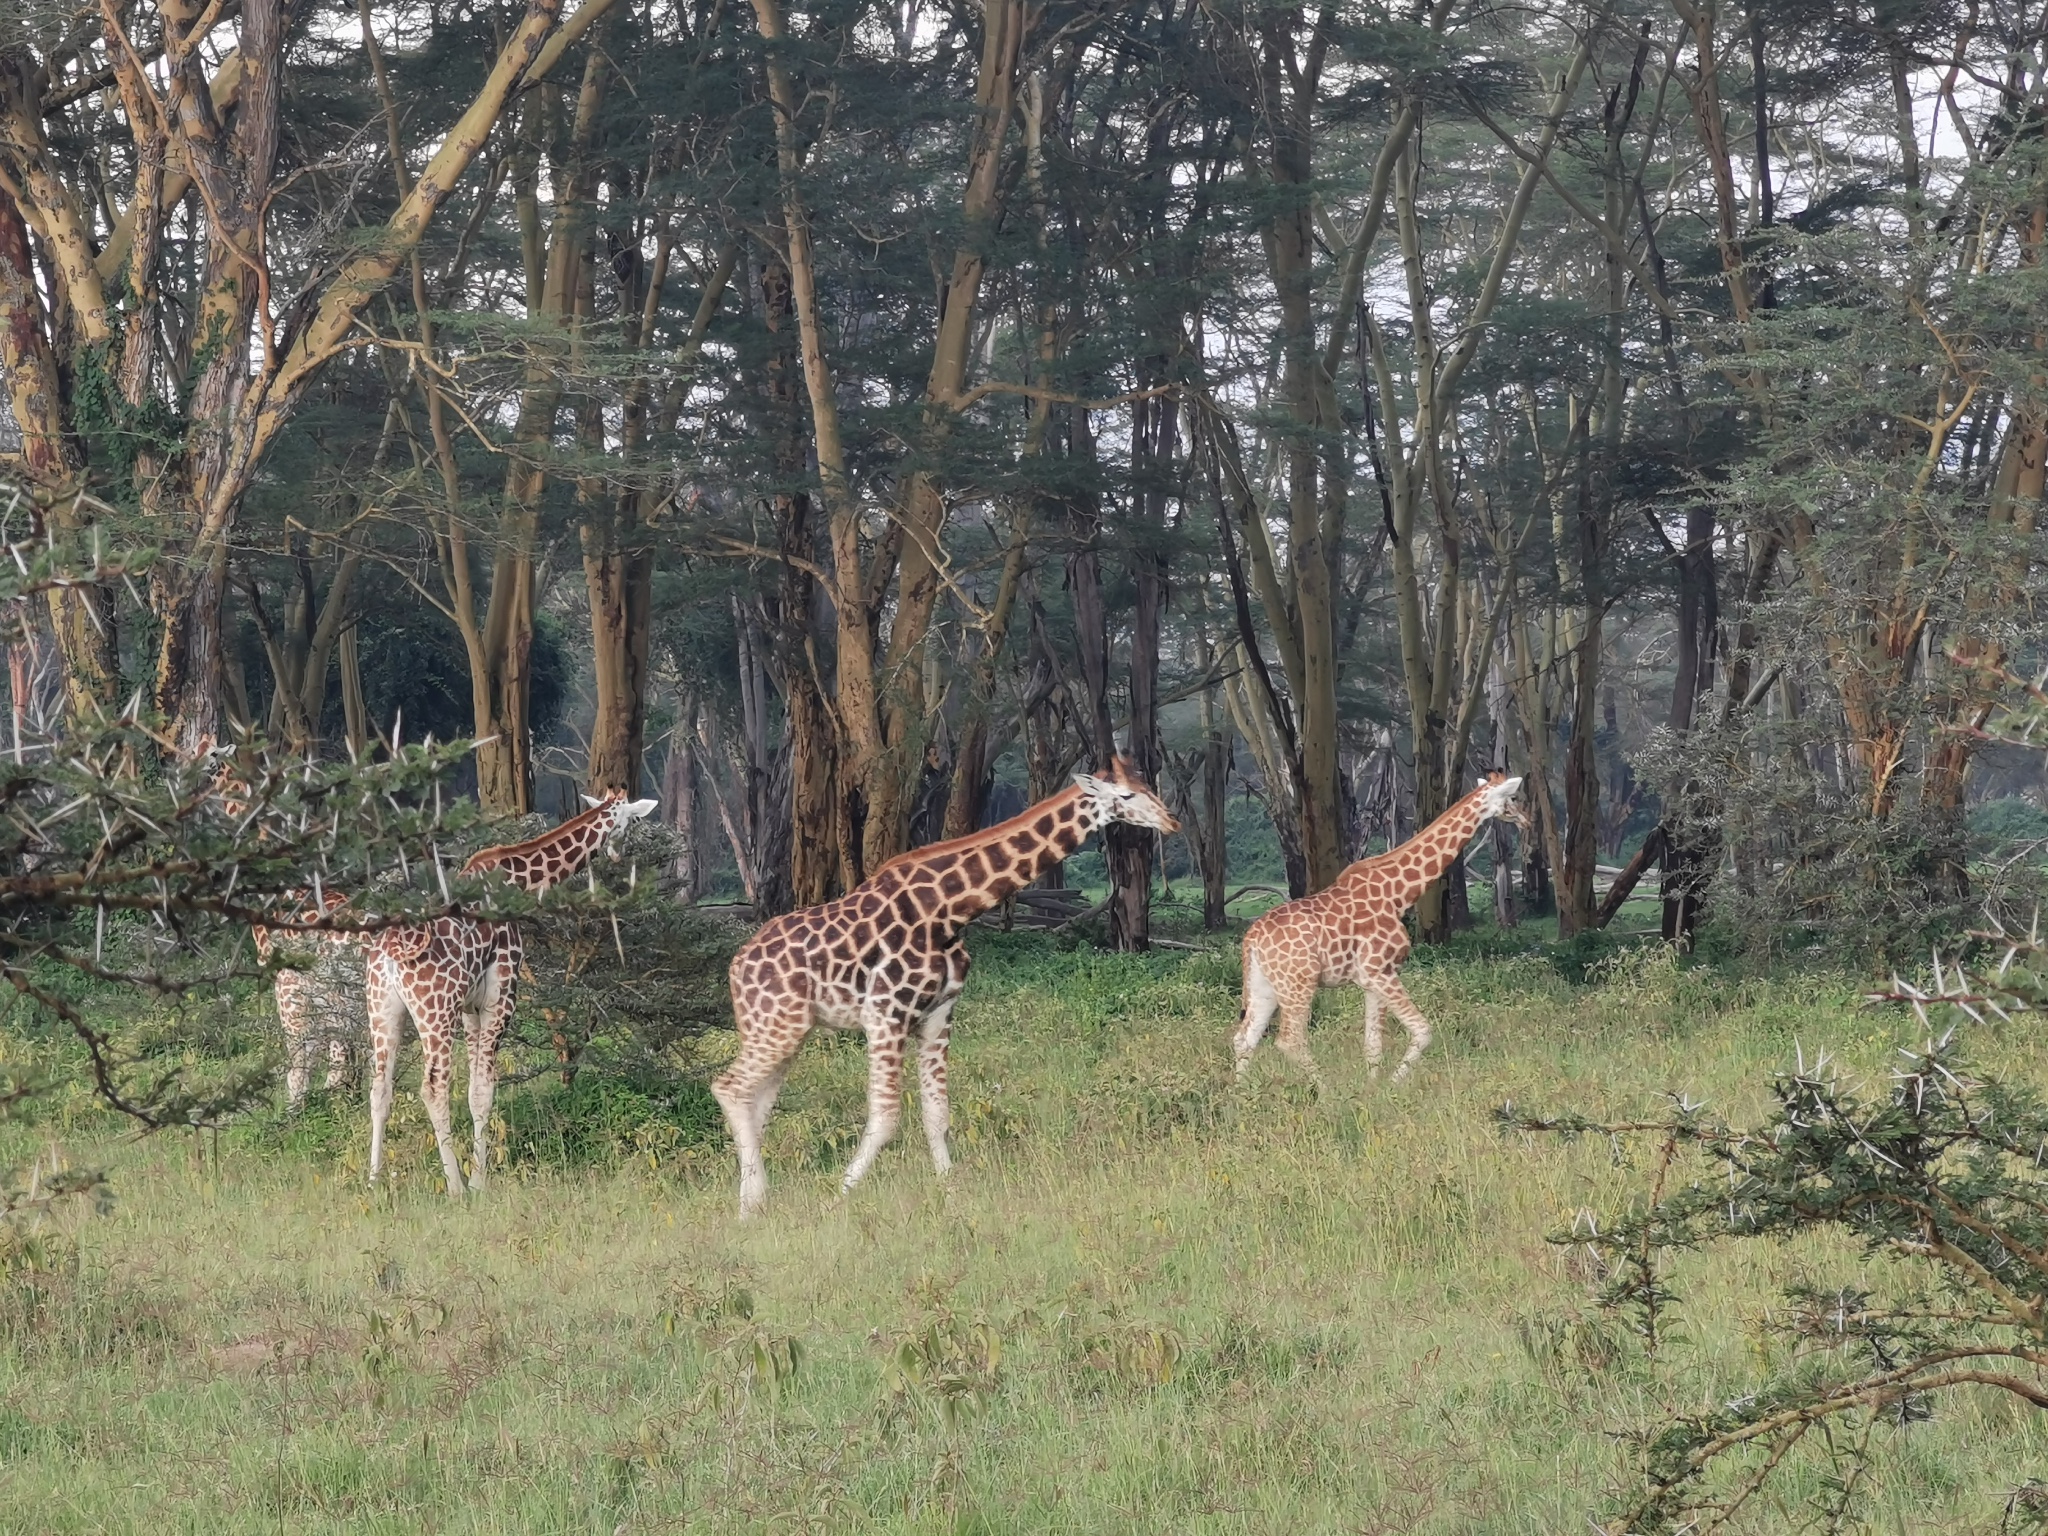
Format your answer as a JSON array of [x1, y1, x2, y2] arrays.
[[580, 792, 661, 856], [1072, 757, 1180, 834], [1476, 772, 1530, 833]]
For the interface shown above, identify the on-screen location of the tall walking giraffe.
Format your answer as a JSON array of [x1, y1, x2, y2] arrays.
[[1233, 773, 1528, 1081], [714, 759, 1178, 1218], [366, 792, 657, 1196]]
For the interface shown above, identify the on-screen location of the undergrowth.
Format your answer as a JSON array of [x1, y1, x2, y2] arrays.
[[0, 924, 2039, 1533]]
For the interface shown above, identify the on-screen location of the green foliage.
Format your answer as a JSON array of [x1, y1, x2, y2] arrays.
[[494, 1074, 723, 1172], [1970, 795, 2048, 854]]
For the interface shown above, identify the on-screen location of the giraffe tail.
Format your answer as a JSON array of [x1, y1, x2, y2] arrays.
[[1233, 940, 1275, 1068]]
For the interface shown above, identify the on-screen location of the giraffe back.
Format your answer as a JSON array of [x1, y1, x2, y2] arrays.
[[1243, 859, 1415, 989], [731, 861, 971, 1029]]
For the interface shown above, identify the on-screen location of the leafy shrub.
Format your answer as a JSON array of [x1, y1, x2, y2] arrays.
[[496, 1074, 722, 1171], [1502, 1003, 2048, 1533]]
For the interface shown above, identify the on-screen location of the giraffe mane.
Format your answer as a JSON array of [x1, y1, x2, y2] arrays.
[[1331, 775, 1506, 882], [871, 783, 1085, 878], [462, 794, 622, 872]]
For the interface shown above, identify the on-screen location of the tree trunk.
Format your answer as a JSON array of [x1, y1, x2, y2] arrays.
[[1199, 657, 1230, 931], [584, 520, 653, 796], [665, 699, 703, 902], [339, 624, 369, 759], [759, 248, 838, 906], [1106, 391, 1171, 953]]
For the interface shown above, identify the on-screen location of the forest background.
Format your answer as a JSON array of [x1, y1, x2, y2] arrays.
[[4, 0, 2048, 958]]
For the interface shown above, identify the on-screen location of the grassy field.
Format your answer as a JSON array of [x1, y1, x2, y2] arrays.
[[1, 922, 2045, 1533]]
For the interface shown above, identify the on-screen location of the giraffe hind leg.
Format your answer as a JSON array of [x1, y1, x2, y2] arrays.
[[1275, 992, 1320, 1079], [277, 970, 312, 1112], [411, 984, 466, 1199], [365, 957, 406, 1186], [1362, 985, 1385, 1076], [839, 1009, 909, 1195], [711, 1001, 807, 1219], [464, 947, 517, 1193], [1233, 948, 1281, 1076]]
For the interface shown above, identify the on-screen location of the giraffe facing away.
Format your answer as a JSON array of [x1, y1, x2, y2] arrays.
[[253, 891, 363, 1111], [714, 758, 1179, 1218], [1233, 773, 1529, 1082], [206, 761, 363, 1111], [366, 791, 657, 1197]]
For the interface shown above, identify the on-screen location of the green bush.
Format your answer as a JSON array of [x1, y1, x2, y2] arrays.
[[496, 1074, 724, 1170]]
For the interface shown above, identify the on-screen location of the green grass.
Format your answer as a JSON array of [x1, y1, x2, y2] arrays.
[[1, 928, 2043, 1533]]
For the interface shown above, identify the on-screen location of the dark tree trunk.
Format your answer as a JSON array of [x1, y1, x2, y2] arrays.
[[1024, 593, 1070, 889], [664, 709, 702, 903], [1106, 393, 1171, 953], [1523, 840, 1554, 917], [1661, 497, 1722, 946], [1200, 682, 1230, 931], [759, 253, 838, 907]]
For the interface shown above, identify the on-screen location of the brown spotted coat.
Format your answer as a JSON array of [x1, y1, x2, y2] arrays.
[[366, 793, 657, 1196], [714, 759, 1178, 1217], [1233, 773, 1527, 1082]]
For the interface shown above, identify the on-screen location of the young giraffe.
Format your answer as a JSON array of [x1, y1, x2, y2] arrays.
[[253, 890, 363, 1110], [714, 758, 1178, 1218], [366, 792, 657, 1196], [1234, 773, 1528, 1081]]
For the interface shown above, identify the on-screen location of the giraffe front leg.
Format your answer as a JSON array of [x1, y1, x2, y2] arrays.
[[365, 958, 407, 1186], [1373, 972, 1433, 1082], [840, 1016, 907, 1195]]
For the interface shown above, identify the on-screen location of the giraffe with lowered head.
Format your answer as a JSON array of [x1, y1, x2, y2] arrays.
[[1234, 773, 1528, 1081], [714, 758, 1178, 1218], [367, 791, 657, 1196], [254, 890, 363, 1110]]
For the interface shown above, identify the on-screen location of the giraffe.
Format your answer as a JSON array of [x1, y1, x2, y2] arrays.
[[253, 890, 364, 1110], [366, 791, 658, 1196], [713, 758, 1178, 1218], [1233, 773, 1529, 1082], [204, 759, 364, 1110]]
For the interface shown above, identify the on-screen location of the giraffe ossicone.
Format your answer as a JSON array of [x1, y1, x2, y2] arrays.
[[1233, 772, 1528, 1084], [366, 791, 658, 1197], [713, 756, 1178, 1219]]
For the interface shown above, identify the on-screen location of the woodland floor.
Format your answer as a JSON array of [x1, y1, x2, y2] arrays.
[[1, 916, 2045, 1534]]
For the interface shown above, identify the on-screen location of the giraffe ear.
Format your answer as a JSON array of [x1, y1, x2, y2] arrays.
[[625, 798, 658, 820], [582, 794, 606, 810], [1071, 771, 1107, 796]]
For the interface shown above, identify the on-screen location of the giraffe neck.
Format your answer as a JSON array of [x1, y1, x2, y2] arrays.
[[1385, 791, 1491, 908], [467, 804, 617, 894], [885, 784, 1103, 924]]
